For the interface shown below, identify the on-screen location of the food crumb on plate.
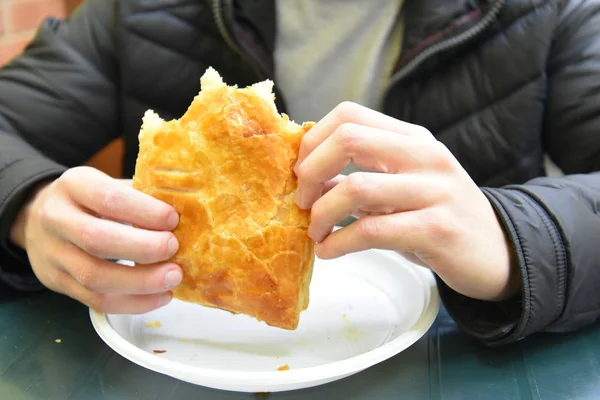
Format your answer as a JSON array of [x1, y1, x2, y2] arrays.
[[153, 350, 167, 354], [55, 339, 62, 343], [277, 365, 290, 371], [145, 320, 162, 328], [344, 326, 362, 342]]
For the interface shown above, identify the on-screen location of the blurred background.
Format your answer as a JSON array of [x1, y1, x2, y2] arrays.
[[0, 0, 123, 178], [0, 0, 70, 65]]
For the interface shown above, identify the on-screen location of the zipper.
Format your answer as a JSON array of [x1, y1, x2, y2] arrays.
[[211, 0, 288, 112], [518, 189, 568, 321], [211, 0, 504, 114], [211, 0, 266, 82], [385, 0, 505, 92]]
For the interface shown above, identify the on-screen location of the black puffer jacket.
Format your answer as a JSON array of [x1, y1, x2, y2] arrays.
[[1, 0, 599, 346]]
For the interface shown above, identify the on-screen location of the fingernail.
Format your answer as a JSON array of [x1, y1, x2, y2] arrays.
[[167, 237, 179, 256], [167, 212, 179, 230], [157, 293, 172, 307], [314, 242, 326, 258], [308, 225, 321, 242], [164, 269, 182, 289]]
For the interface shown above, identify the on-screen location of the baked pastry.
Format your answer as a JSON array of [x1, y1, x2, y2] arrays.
[[132, 67, 315, 330]]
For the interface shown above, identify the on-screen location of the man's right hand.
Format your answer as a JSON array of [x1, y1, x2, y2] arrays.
[[9, 166, 182, 314]]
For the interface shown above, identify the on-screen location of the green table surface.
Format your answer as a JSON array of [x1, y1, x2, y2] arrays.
[[0, 291, 599, 400]]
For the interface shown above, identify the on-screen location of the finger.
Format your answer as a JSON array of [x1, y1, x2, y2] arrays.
[[296, 101, 431, 166], [294, 174, 345, 209], [322, 174, 345, 195], [59, 273, 173, 314], [58, 167, 178, 231], [118, 179, 133, 186], [295, 124, 442, 208], [308, 173, 440, 242], [60, 242, 182, 294], [397, 251, 429, 268], [315, 211, 433, 259], [50, 201, 178, 264]]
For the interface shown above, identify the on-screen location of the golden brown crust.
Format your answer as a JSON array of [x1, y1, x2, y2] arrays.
[[132, 68, 315, 329]]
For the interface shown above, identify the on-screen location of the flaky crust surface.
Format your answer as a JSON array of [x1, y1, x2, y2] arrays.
[[133, 68, 315, 329]]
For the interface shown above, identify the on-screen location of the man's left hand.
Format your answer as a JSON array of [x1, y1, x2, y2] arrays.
[[294, 102, 520, 302]]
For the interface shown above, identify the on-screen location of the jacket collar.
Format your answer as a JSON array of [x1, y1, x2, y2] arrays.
[[230, 0, 493, 57], [403, 0, 479, 50], [216, 0, 504, 82]]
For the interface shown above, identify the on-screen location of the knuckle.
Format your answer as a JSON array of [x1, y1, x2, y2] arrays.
[[45, 268, 66, 291], [295, 161, 313, 183], [345, 173, 372, 199], [412, 125, 433, 137], [431, 141, 455, 170], [299, 136, 318, 158], [310, 200, 326, 223], [57, 169, 76, 185], [36, 197, 69, 232], [36, 200, 55, 226], [334, 123, 362, 152], [85, 293, 109, 313], [57, 167, 99, 192], [357, 217, 383, 240], [422, 208, 457, 242], [100, 187, 122, 217], [78, 221, 104, 255], [58, 168, 84, 188], [334, 101, 363, 123], [429, 178, 454, 203], [75, 264, 98, 291]]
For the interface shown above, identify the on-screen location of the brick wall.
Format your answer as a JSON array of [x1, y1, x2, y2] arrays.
[[0, 0, 68, 65]]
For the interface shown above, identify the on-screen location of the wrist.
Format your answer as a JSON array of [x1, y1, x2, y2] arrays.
[[496, 239, 521, 301], [487, 194, 522, 302], [9, 182, 50, 250]]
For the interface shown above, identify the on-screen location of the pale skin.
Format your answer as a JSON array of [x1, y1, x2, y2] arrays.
[[10, 167, 183, 314], [294, 102, 520, 302], [10, 102, 519, 314]]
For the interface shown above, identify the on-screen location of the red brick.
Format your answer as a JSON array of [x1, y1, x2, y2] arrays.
[[9, 0, 67, 32], [0, 31, 35, 66]]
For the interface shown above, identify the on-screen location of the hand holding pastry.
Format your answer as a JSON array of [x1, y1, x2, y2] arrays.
[[10, 166, 182, 313], [294, 102, 520, 302]]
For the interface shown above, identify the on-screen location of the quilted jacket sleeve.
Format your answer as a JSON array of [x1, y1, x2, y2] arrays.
[[440, 0, 600, 346], [0, 0, 118, 292]]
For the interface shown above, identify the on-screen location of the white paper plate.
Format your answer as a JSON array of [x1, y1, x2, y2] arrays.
[[90, 249, 439, 393]]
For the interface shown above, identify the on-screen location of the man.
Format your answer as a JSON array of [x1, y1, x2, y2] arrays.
[[1, 0, 599, 347]]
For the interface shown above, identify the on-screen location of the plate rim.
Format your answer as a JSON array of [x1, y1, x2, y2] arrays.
[[89, 250, 440, 387]]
